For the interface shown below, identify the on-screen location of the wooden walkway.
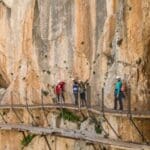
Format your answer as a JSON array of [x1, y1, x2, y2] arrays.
[[0, 123, 149, 150], [0, 103, 149, 119]]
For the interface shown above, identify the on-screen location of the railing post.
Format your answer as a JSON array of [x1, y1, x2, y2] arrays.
[[11, 91, 13, 109], [128, 85, 131, 115], [78, 92, 80, 110], [41, 89, 49, 126], [41, 90, 44, 106], [102, 88, 104, 113]]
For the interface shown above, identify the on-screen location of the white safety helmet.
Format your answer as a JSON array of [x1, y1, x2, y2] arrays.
[[116, 76, 121, 79]]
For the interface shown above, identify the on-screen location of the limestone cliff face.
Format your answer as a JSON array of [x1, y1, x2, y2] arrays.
[[0, 0, 150, 150], [0, 0, 149, 109], [101, 0, 150, 111], [0, 0, 107, 105]]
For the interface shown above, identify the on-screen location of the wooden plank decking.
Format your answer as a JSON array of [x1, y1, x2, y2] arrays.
[[0, 103, 149, 119]]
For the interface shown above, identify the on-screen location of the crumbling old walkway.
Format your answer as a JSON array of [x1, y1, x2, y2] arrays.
[[0, 123, 149, 150]]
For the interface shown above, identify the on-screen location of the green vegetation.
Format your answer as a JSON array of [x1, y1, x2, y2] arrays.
[[42, 90, 49, 96], [59, 109, 80, 122], [90, 117, 102, 134], [21, 134, 36, 147], [47, 70, 51, 75], [95, 122, 102, 134]]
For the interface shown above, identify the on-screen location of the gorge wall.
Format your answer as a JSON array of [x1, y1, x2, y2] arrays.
[[0, 0, 149, 150]]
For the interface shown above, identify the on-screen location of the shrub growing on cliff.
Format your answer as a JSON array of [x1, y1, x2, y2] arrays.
[[90, 117, 102, 134], [21, 134, 36, 147], [95, 122, 102, 134], [42, 90, 49, 96], [59, 109, 80, 122], [47, 70, 51, 75]]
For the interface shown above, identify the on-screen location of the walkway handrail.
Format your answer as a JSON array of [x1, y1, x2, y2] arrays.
[[0, 104, 149, 118]]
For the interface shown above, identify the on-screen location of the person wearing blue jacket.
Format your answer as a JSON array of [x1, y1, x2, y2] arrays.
[[73, 80, 79, 106], [114, 76, 123, 110]]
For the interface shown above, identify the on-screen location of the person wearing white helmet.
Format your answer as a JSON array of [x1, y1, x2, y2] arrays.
[[114, 76, 123, 110], [116, 76, 121, 80]]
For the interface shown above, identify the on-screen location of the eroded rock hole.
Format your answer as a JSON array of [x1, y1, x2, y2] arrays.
[[81, 41, 84, 45], [117, 38, 123, 46]]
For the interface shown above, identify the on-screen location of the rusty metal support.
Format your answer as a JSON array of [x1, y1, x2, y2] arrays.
[[102, 87, 121, 140], [129, 116, 148, 144], [126, 85, 148, 144], [41, 90, 49, 126], [0, 112, 7, 123], [11, 91, 23, 123], [102, 114, 121, 139], [25, 89, 37, 125], [43, 135, 52, 150]]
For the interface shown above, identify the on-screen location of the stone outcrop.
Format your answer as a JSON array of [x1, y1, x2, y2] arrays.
[[0, 0, 149, 149]]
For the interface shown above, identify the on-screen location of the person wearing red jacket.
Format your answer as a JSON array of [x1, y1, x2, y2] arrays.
[[55, 83, 62, 103], [59, 81, 65, 103]]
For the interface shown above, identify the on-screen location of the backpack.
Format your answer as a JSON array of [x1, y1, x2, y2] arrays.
[[121, 82, 127, 93]]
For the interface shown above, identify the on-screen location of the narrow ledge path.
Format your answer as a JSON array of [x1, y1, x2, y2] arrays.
[[0, 103, 149, 118]]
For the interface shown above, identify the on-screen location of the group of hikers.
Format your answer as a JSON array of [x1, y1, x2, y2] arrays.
[[54, 76, 127, 110], [72, 80, 89, 106], [54, 79, 89, 107]]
